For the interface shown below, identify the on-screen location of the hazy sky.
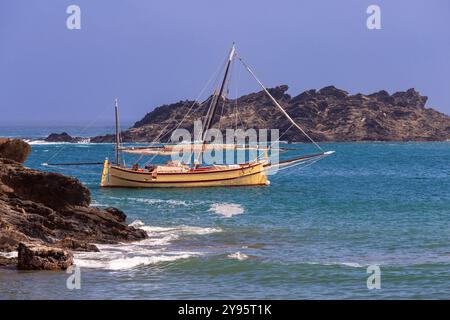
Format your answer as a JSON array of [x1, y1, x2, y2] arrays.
[[1, 0, 449, 126]]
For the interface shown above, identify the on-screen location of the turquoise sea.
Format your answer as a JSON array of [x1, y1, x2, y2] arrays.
[[0, 126, 449, 299]]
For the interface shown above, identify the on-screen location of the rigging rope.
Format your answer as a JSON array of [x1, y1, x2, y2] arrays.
[[275, 154, 325, 172], [236, 54, 324, 152], [218, 58, 234, 131], [43, 164, 101, 175], [233, 62, 244, 131], [175, 53, 229, 141], [253, 123, 295, 163], [144, 52, 230, 166], [234, 77, 239, 130], [44, 102, 113, 165]]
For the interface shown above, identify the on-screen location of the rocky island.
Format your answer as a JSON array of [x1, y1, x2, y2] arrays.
[[44, 132, 83, 143], [91, 85, 450, 143], [0, 138, 147, 270]]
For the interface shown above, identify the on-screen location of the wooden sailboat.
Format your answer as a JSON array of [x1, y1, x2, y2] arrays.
[[100, 44, 334, 188]]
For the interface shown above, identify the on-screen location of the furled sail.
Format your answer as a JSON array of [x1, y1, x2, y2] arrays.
[[237, 56, 324, 152]]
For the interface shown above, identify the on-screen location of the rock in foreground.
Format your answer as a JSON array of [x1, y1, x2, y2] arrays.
[[18, 243, 73, 270], [0, 139, 147, 270], [0, 255, 17, 267], [0, 138, 31, 163]]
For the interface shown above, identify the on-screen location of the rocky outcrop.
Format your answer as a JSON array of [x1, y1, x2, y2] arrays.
[[0, 139, 148, 270], [55, 237, 100, 252], [0, 255, 17, 267], [17, 243, 73, 270], [45, 132, 82, 143], [2, 160, 90, 210], [91, 85, 450, 142], [0, 138, 31, 163]]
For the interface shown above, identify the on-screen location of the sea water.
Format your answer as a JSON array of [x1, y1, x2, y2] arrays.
[[0, 126, 449, 299]]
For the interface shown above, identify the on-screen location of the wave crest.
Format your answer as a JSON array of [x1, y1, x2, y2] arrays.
[[73, 220, 221, 270], [209, 203, 244, 217]]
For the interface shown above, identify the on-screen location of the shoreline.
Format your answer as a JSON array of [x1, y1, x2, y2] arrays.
[[0, 138, 148, 271]]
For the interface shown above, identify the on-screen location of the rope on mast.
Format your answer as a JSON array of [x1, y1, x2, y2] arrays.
[[195, 44, 236, 166], [201, 44, 236, 142], [43, 100, 115, 166], [237, 55, 323, 152], [143, 52, 230, 167], [114, 98, 122, 166]]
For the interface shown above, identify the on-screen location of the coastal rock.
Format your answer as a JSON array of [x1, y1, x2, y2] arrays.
[[0, 139, 148, 268], [2, 165, 90, 209], [368, 90, 395, 104], [104, 207, 127, 223], [91, 85, 450, 142], [45, 132, 82, 143], [317, 85, 348, 98], [89, 134, 115, 143], [55, 237, 99, 252], [17, 243, 73, 270], [0, 138, 31, 163], [267, 85, 291, 100], [392, 88, 427, 109], [0, 256, 17, 267]]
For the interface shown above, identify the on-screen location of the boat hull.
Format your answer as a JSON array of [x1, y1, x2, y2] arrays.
[[100, 160, 269, 188]]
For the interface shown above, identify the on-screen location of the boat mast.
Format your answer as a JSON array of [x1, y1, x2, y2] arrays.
[[196, 44, 235, 166], [202, 44, 235, 141], [114, 98, 122, 166]]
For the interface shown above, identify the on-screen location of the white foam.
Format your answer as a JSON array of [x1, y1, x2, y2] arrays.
[[73, 221, 221, 270], [129, 220, 222, 236], [129, 197, 190, 207], [129, 219, 145, 228], [110, 196, 195, 208], [140, 224, 222, 236], [74, 251, 199, 270], [91, 200, 108, 207], [227, 251, 249, 261], [340, 262, 364, 268], [28, 140, 67, 145], [0, 251, 18, 259], [27, 139, 91, 145], [306, 261, 365, 268], [209, 203, 244, 218]]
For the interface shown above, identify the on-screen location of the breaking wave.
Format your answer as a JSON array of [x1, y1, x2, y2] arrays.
[[90, 200, 108, 207], [26, 140, 91, 145], [74, 249, 200, 270], [227, 251, 249, 261], [108, 196, 201, 208], [305, 261, 365, 268], [0, 251, 18, 259], [73, 220, 222, 271], [27, 140, 68, 145], [209, 203, 244, 217]]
